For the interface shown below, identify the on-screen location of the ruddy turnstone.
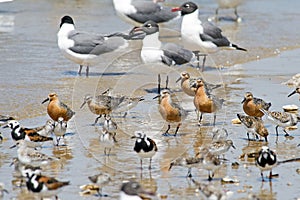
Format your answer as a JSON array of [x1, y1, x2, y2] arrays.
[[25, 168, 69, 199], [132, 131, 158, 169], [255, 146, 277, 181], [3, 120, 53, 148]]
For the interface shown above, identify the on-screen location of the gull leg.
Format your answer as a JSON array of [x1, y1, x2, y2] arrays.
[[78, 65, 83, 75], [86, 66, 89, 77], [158, 74, 161, 95]]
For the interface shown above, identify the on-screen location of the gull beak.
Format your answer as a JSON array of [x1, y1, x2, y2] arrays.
[[241, 98, 246, 104], [153, 94, 161, 99], [80, 101, 86, 109], [171, 7, 181, 12], [288, 90, 297, 97], [42, 98, 49, 104], [2, 124, 9, 128], [176, 76, 182, 83]]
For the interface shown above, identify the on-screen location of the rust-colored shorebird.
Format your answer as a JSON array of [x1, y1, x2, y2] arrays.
[[42, 93, 75, 122], [242, 92, 271, 117], [193, 79, 224, 126], [154, 89, 187, 136]]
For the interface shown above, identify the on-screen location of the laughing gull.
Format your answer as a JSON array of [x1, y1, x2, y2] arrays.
[[57, 15, 142, 77], [215, 0, 243, 22], [113, 0, 179, 25], [171, 2, 246, 63], [131, 20, 204, 67]]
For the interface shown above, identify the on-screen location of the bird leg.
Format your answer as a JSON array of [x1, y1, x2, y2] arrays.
[[269, 171, 273, 180], [261, 172, 265, 182], [162, 124, 171, 136], [234, 7, 240, 21], [158, 74, 161, 95], [208, 171, 214, 181], [187, 168, 192, 178], [86, 66, 89, 77], [78, 65, 83, 75], [275, 125, 279, 137], [213, 113, 217, 126], [174, 123, 181, 136], [165, 75, 169, 89], [94, 115, 102, 125], [247, 132, 250, 141], [283, 129, 290, 137], [149, 158, 152, 170], [140, 159, 143, 170], [201, 54, 207, 72]]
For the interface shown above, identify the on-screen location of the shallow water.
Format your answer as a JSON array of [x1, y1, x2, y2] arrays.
[[1, 0, 300, 199]]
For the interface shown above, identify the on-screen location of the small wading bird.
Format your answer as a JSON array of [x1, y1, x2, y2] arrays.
[[88, 173, 111, 197], [80, 94, 125, 125], [42, 93, 75, 122], [132, 132, 158, 170], [259, 109, 299, 137], [237, 113, 269, 142], [242, 92, 271, 118], [120, 181, 155, 200], [154, 89, 188, 136]]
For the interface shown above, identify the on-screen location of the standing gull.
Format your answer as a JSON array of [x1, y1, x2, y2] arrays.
[[113, 0, 179, 25], [131, 20, 201, 67], [172, 2, 246, 70], [57, 15, 140, 76]]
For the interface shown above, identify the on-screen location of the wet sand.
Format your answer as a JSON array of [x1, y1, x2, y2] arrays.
[[1, 0, 300, 199]]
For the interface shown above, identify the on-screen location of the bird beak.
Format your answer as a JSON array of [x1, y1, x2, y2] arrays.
[[139, 97, 145, 102], [232, 144, 236, 149], [2, 124, 9, 128], [80, 101, 86, 109], [288, 90, 297, 97], [131, 136, 136, 139], [241, 98, 246, 104], [168, 162, 174, 170], [42, 98, 49, 104], [153, 94, 161, 99], [171, 7, 181, 12], [176, 76, 182, 83], [10, 144, 17, 149]]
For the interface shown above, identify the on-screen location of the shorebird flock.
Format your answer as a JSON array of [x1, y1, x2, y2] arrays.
[[1, 0, 300, 199]]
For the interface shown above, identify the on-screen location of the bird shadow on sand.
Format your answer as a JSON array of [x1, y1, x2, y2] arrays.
[[63, 71, 128, 77]]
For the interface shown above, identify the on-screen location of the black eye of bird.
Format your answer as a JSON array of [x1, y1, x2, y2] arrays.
[[146, 24, 152, 28], [184, 4, 190, 8]]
